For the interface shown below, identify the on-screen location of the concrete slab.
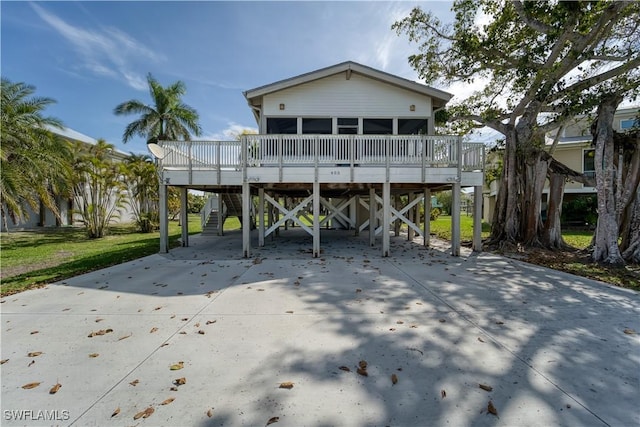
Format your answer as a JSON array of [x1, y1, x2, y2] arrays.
[[1, 229, 638, 427]]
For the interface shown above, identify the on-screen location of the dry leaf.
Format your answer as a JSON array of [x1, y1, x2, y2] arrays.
[[439, 319, 446, 323], [22, 382, 41, 389], [129, 379, 139, 386], [359, 360, 368, 369], [154, 306, 162, 311], [118, 333, 132, 341], [441, 389, 446, 399], [198, 330, 205, 335], [170, 386, 178, 391], [95, 318, 104, 323], [495, 321, 504, 325], [488, 400, 498, 417], [356, 367, 368, 377], [150, 327, 158, 333], [28, 360, 35, 367], [88, 329, 113, 337], [479, 383, 493, 392], [355, 288, 362, 293], [279, 382, 294, 389], [161, 397, 175, 405], [194, 322, 200, 328], [478, 337, 485, 343], [285, 311, 294, 314], [133, 407, 154, 420], [207, 408, 214, 418], [0, 359, 8, 364], [111, 407, 120, 417], [396, 321, 404, 324], [206, 320, 217, 325], [30, 330, 39, 334], [27, 351, 43, 357], [339, 366, 351, 372], [170, 361, 184, 370], [89, 353, 99, 358], [623, 328, 636, 335], [174, 377, 186, 385], [49, 383, 61, 394], [391, 374, 398, 385], [266, 416, 279, 425]]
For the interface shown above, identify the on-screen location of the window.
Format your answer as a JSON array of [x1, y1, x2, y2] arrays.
[[620, 118, 639, 130], [337, 118, 358, 135], [266, 117, 297, 134], [398, 119, 428, 135], [302, 118, 332, 134], [583, 149, 595, 179], [363, 118, 392, 135]]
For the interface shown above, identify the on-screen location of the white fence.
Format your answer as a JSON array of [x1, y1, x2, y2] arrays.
[[160, 135, 484, 171]]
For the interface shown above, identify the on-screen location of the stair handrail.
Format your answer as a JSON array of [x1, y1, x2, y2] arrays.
[[200, 194, 220, 230]]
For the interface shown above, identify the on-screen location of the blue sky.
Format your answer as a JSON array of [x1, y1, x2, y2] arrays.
[[2, 1, 468, 155]]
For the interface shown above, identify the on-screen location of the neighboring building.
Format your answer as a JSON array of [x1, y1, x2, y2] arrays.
[[483, 106, 639, 224], [156, 61, 485, 257], [1, 127, 136, 231]]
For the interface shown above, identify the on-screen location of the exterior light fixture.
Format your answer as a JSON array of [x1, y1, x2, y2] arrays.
[[279, 103, 285, 110], [409, 104, 416, 111]]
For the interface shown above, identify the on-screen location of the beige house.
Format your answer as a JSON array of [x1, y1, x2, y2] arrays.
[[154, 61, 486, 257], [1, 127, 135, 231], [483, 106, 639, 223]]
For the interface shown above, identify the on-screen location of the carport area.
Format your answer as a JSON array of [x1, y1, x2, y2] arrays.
[[1, 230, 638, 426]]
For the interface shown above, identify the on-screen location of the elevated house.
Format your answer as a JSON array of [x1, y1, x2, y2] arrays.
[[483, 106, 639, 225], [154, 61, 485, 257]]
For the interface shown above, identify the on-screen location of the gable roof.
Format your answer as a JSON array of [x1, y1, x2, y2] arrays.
[[243, 61, 453, 110]]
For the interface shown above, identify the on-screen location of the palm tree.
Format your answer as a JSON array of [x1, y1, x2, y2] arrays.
[[123, 153, 159, 232], [113, 73, 202, 144], [0, 77, 72, 230]]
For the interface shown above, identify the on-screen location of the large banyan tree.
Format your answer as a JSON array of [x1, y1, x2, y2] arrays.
[[394, 0, 640, 261]]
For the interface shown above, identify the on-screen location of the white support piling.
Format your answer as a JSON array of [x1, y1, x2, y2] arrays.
[[473, 185, 483, 252], [313, 181, 320, 258], [424, 188, 431, 247], [258, 187, 265, 247], [159, 182, 169, 254], [180, 187, 189, 247], [451, 182, 461, 256], [369, 188, 376, 247], [242, 181, 251, 258], [382, 182, 391, 257]]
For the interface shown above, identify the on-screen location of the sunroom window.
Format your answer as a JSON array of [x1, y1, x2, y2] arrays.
[[398, 119, 428, 135], [302, 118, 332, 134], [363, 118, 392, 135], [267, 117, 297, 134]]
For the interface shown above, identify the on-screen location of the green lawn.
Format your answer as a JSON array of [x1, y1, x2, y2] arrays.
[[0, 215, 202, 296]]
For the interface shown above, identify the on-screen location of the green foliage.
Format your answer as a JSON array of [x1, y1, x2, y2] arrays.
[[435, 191, 452, 215], [430, 207, 441, 221], [562, 195, 598, 227], [70, 140, 126, 238], [123, 154, 159, 232], [0, 78, 72, 229], [114, 73, 202, 144], [188, 193, 206, 214]]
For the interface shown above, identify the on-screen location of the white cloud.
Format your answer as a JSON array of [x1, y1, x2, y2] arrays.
[[201, 122, 258, 141], [31, 3, 164, 90]]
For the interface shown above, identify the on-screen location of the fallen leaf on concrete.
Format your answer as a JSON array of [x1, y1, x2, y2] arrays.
[[285, 311, 294, 314], [95, 318, 104, 323], [28, 360, 35, 367], [30, 330, 39, 334], [27, 352, 43, 357], [356, 288, 362, 293], [488, 400, 498, 417], [266, 416, 279, 425], [170, 386, 178, 391], [391, 374, 398, 385], [89, 353, 99, 358], [439, 319, 446, 323], [88, 329, 113, 337], [441, 389, 446, 399], [111, 407, 120, 417], [623, 328, 636, 335], [495, 321, 504, 325], [133, 407, 154, 420], [0, 359, 8, 364], [174, 377, 186, 385], [161, 397, 175, 405], [478, 337, 485, 343], [198, 330, 205, 335], [339, 366, 351, 372], [49, 383, 61, 394], [21, 382, 41, 389], [207, 408, 214, 418], [194, 322, 200, 328], [154, 306, 162, 311], [356, 367, 368, 377], [359, 360, 368, 369], [170, 361, 184, 370], [118, 333, 132, 341], [206, 320, 217, 325], [279, 382, 294, 389], [396, 321, 404, 324], [479, 384, 493, 392], [129, 379, 139, 386], [150, 327, 158, 333]]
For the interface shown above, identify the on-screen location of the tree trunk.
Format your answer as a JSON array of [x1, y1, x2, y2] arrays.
[[592, 95, 624, 265], [621, 185, 640, 263], [542, 171, 568, 249]]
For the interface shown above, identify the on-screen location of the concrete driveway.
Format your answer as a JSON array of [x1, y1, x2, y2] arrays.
[[1, 230, 638, 427]]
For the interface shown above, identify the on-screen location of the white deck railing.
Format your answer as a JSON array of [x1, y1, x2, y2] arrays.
[[159, 135, 484, 172]]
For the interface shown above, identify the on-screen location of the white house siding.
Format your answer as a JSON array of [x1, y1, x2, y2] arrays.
[[262, 73, 432, 123]]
